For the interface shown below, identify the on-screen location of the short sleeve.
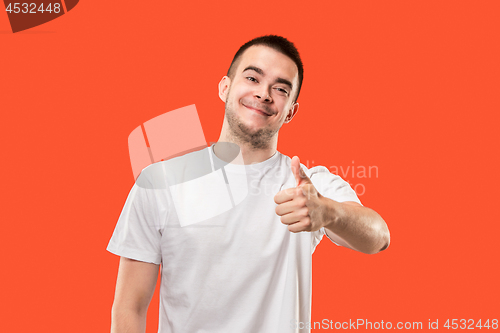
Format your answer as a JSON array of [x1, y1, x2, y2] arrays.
[[106, 172, 163, 265], [311, 228, 325, 254], [307, 166, 363, 247], [308, 166, 362, 206]]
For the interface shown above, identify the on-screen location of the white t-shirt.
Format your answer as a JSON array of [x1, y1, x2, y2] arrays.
[[107, 145, 361, 333]]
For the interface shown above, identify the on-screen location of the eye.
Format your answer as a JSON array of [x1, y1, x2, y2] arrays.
[[246, 77, 258, 82], [275, 87, 289, 96]]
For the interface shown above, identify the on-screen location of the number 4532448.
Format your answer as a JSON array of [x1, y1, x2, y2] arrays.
[[5, 3, 62, 14], [444, 319, 498, 329]]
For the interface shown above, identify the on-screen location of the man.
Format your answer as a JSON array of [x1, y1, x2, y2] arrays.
[[107, 35, 390, 333]]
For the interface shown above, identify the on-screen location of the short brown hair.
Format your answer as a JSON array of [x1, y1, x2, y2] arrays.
[[227, 35, 304, 103]]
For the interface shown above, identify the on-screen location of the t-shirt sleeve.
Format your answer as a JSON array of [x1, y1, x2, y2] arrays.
[[308, 166, 362, 248], [106, 171, 163, 265]]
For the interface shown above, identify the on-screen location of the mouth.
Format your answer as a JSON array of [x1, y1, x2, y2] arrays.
[[242, 103, 272, 117]]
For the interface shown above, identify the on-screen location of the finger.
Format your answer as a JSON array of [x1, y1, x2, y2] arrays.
[[291, 155, 312, 186], [279, 208, 309, 224], [287, 219, 311, 233], [275, 200, 302, 216], [274, 187, 297, 204], [298, 165, 312, 185], [291, 156, 301, 185], [280, 212, 301, 225]]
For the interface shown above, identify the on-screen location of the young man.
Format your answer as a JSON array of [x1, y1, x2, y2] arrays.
[[107, 35, 390, 333]]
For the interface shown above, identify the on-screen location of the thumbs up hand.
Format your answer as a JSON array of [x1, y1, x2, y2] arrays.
[[274, 156, 328, 233]]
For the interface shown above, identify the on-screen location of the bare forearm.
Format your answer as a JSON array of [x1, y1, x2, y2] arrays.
[[111, 307, 147, 333], [323, 198, 390, 254]]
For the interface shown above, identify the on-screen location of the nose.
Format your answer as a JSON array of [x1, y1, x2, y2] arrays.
[[255, 87, 272, 103]]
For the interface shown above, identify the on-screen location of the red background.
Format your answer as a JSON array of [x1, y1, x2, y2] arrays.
[[1, 1, 499, 331]]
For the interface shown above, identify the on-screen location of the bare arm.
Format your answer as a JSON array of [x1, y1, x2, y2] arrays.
[[110, 257, 160, 333], [324, 201, 390, 254], [274, 157, 390, 254]]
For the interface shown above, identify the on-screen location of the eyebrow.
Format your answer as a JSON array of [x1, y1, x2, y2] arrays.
[[242, 66, 294, 90]]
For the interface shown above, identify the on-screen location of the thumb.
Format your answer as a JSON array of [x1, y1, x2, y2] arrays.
[[291, 156, 312, 186]]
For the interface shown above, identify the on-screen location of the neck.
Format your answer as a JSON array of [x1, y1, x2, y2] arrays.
[[215, 118, 278, 165]]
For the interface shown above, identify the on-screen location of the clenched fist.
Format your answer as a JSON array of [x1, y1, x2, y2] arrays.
[[274, 156, 329, 233]]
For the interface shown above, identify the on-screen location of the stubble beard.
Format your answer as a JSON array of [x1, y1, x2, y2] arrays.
[[225, 92, 279, 150]]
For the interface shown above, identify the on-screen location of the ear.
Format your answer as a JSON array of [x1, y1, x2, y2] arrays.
[[283, 102, 299, 123], [218, 76, 231, 102]]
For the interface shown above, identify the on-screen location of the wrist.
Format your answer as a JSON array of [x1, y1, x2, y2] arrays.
[[321, 197, 343, 232]]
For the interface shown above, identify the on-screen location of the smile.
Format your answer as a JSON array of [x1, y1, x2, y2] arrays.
[[243, 104, 272, 117]]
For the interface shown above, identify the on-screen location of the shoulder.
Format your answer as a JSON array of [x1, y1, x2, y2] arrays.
[[279, 153, 362, 204], [303, 165, 347, 191], [137, 146, 211, 189], [305, 165, 361, 204], [278, 153, 339, 181]]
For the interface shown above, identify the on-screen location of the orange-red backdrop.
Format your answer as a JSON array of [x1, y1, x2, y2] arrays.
[[1, 1, 499, 332]]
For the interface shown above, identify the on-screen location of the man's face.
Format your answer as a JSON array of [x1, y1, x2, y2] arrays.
[[220, 45, 299, 149]]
